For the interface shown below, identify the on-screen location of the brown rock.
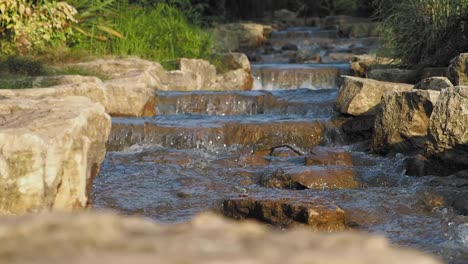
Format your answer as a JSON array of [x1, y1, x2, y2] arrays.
[[426, 86, 468, 172], [0, 211, 442, 264], [306, 146, 353, 166], [260, 166, 359, 190], [222, 197, 348, 231], [0, 96, 111, 213], [448, 53, 468, 85], [335, 76, 413, 116], [372, 90, 440, 154]]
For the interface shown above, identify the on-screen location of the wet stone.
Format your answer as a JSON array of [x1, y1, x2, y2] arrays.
[[222, 197, 348, 231], [260, 166, 359, 190], [306, 146, 353, 166]]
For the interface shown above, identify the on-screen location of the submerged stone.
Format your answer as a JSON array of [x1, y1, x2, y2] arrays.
[[222, 197, 348, 231], [260, 166, 359, 190]]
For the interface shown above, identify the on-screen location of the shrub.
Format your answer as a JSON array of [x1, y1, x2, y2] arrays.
[[74, 1, 213, 69], [376, 0, 468, 67], [0, 0, 78, 55]]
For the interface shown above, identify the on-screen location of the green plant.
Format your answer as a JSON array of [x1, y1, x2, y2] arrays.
[[65, 0, 124, 41], [0, 0, 78, 55], [376, 0, 468, 67], [75, 1, 213, 69]]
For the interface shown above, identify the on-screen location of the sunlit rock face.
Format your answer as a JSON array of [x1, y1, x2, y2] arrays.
[[335, 76, 413, 116], [426, 86, 468, 173], [0, 96, 111, 213]]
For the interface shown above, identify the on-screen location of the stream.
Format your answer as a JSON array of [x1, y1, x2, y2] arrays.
[[91, 27, 468, 263]]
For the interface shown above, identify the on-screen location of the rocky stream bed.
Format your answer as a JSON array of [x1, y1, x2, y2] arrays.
[[89, 27, 468, 263]]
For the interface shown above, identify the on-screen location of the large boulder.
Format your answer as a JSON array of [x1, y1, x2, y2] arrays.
[[0, 211, 442, 264], [0, 78, 108, 107], [372, 90, 440, 154], [448, 53, 468, 85], [426, 86, 468, 172], [335, 76, 413, 116], [0, 75, 156, 117], [71, 57, 166, 82], [0, 96, 111, 213]]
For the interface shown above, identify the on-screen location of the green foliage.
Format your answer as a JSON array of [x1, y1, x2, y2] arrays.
[[0, 0, 78, 55], [75, 1, 213, 69], [376, 0, 468, 67], [65, 0, 124, 41]]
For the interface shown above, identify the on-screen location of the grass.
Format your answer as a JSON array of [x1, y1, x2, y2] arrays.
[[376, 0, 468, 67], [73, 1, 214, 69]]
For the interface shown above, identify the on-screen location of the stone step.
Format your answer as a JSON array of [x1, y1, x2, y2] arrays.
[[107, 117, 344, 151], [154, 89, 337, 116], [252, 63, 350, 90]]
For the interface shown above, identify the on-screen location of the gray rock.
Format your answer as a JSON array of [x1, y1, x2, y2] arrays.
[[414, 77, 453, 91]]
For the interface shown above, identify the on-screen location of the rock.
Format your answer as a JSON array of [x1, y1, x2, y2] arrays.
[[448, 53, 468, 85], [0, 78, 108, 108], [216, 52, 251, 72], [260, 166, 359, 190], [426, 86, 468, 173], [306, 146, 353, 166], [180, 58, 217, 89], [335, 76, 413, 116], [212, 68, 253, 91], [282, 43, 299, 51], [349, 55, 393, 77], [368, 68, 419, 84], [0, 96, 111, 213], [31, 75, 99, 88], [414, 77, 453, 91], [214, 23, 271, 52], [222, 197, 347, 231], [104, 80, 156, 117], [73, 57, 253, 92], [341, 116, 375, 142], [0, 211, 442, 264], [419, 188, 468, 215], [372, 90, 440, 154], [72, 57, 166, 81]]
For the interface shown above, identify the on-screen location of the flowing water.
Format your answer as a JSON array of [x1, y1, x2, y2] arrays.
[[92, 27, 468, 263]]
